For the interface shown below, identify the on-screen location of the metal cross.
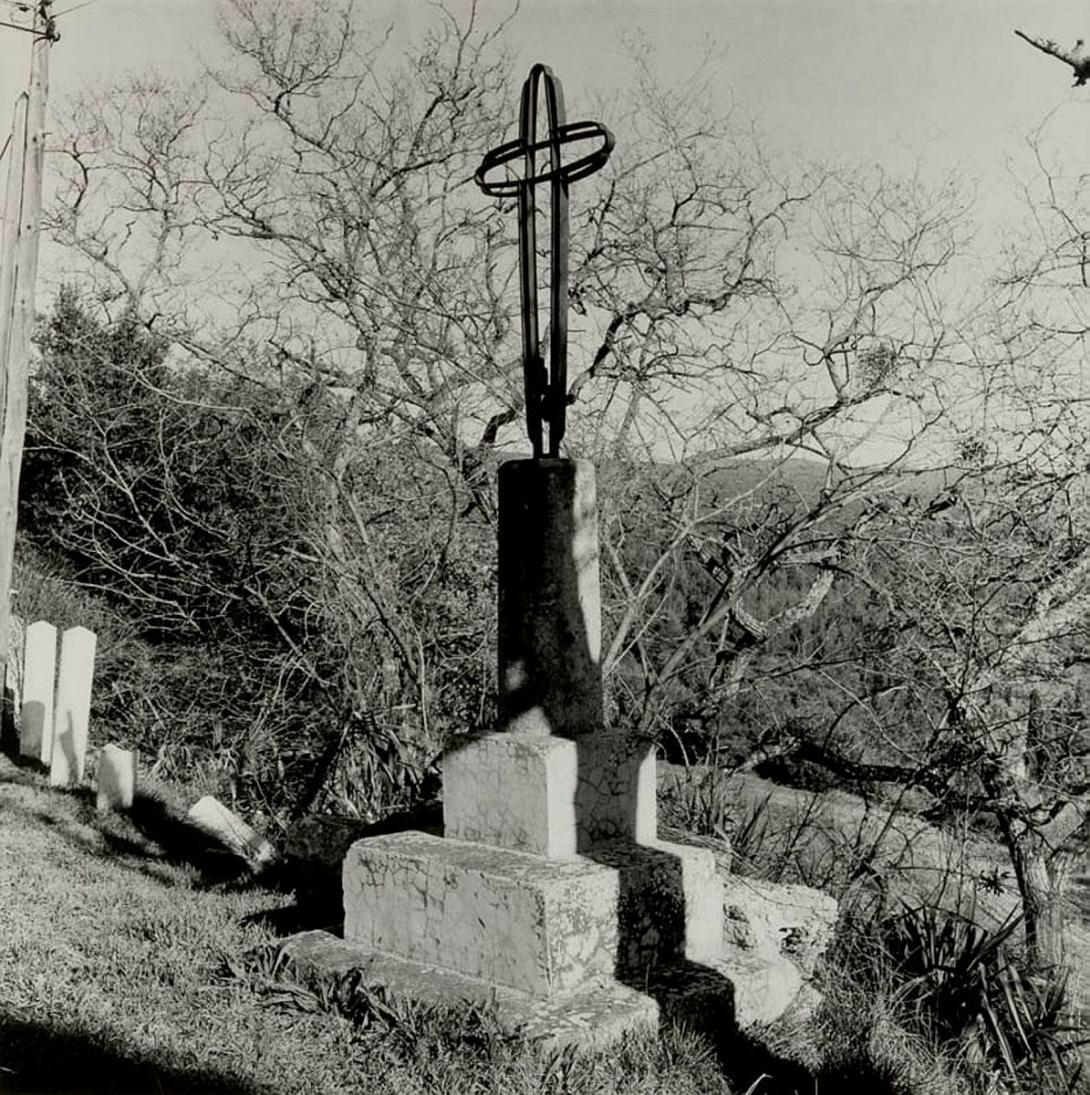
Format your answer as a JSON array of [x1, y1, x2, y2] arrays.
[[476, 65, 614, 459]]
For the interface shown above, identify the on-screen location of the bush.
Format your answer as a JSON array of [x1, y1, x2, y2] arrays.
[[841, 903, 1086, 1094], [19, 288, 495, 824]]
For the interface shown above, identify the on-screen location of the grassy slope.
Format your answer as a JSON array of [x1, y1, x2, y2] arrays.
[[0, 755, 754, 1095], [9, 748, 1041, 1095], [0, 756, 361, 1095]]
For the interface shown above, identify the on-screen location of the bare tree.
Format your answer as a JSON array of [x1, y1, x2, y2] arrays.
[[36, 0, 980, 832], [1015, 30, 1090, 87]]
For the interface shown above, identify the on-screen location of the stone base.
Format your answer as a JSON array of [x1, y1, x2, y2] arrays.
[[342, 831, 722, 995], [343, 831, 619, 995], [442, 731, 657, 858], [279, 931, 801, 1046], [281, 931, 660, 1047]]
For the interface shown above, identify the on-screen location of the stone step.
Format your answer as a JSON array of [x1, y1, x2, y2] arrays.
[[280, 930, 801, 1046], [343, 831, 619, 996], [281, 931, 659, 1047], [342, 831, 722, 997]]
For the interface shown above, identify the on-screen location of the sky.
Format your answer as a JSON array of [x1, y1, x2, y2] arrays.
[[0, 0, 1087, 462], [1, 0, 1085, 206]]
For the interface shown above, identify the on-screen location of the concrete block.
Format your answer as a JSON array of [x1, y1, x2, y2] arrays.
[[721, 875, 838, 978], [590, 838, 723, 976], [343, 831, 620, 995], [442, 731, 657, 858], [49, 626, 96, 786], [443, 734, 579, 857], [96, 744, 136, 811], [573, 732, 658, 848], [343, 830, 723, 994], [20, 620, 56, 765]]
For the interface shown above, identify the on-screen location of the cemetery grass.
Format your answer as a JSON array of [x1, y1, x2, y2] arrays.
[[0, 753, 756, 1095]]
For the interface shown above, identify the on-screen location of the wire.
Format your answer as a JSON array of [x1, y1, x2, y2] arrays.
[[52, 0, 96, 17]]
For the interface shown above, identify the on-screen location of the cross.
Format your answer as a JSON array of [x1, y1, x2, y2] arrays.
[[476, 65, 614, 459]]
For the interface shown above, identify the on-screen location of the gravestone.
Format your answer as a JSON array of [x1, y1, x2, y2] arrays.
[[187, 795, 278, 872], [96, 744, 136, 811], [284, 67, 754, 1043], [20, 618, 54, 763], [49, 625, 96, 786], [3, 613, 24, 755]]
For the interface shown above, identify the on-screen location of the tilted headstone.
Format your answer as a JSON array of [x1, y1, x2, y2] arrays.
[[20, 619, 55, 764], [187, 795, 278, 872], [96, 744, 136, 811], [49, 625, 96, 786]]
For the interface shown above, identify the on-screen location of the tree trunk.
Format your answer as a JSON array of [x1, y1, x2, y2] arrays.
[[1000, 818, 1067, 970]]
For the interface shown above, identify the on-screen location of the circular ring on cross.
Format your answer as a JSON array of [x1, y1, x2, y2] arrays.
[[475, 121, 615, 195], [475, 65, 615, 459]]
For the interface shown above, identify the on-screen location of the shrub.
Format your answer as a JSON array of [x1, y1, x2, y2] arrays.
[[876, 904, 1083, 1092]]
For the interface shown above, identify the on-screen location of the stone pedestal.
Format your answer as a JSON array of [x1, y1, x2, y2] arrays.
[[303, 459, 735, 1043], [497, 459, 602, 737], [442, 731, 656, 857]]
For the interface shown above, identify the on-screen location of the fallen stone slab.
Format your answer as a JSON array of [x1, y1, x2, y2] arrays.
[[187, 795, 278, 872]]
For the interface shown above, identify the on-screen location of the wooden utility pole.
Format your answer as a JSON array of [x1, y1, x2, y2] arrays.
[[0, 2, 54, 751], [0, 94, 27, 425]]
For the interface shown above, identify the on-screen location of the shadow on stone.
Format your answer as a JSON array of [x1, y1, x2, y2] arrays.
[[496, 459, 745, 1061], [573, 743, 745, 1070], [240, 802, 446, 938], [0, 1012, 263, 1094], [0, 681, 19, 760]]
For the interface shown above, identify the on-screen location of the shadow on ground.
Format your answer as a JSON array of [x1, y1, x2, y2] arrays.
[[699, 1023, 905, 1095], [0, 1013, 268, 1095], [0, 753, 266, 894], [245, 802, 445, 937]]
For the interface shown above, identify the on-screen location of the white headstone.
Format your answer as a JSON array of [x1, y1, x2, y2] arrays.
[[187, 795, 278, 871], [5, 613, 25, 751], [96, 744, 136, 811], [49, 625, 97, 787], [20, 619, 56, 764]]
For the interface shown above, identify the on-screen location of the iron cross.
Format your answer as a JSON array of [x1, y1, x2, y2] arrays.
[[476, 65, 614, 459]]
